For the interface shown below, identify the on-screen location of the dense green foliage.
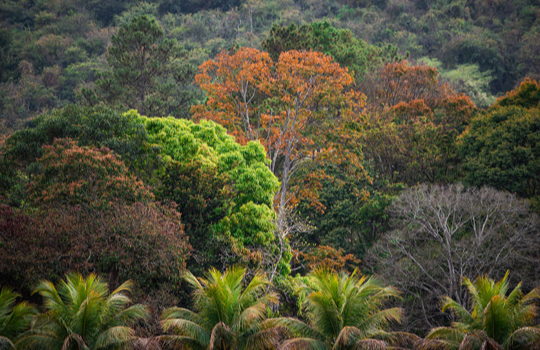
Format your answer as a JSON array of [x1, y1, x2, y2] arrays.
[[138, 116, 280, 260], [262, 21, 403, 80], [459, 106, 540, 199], [1, 0, 539, 133], [1, 0, 540, 346], [84, 15, 197, 118]]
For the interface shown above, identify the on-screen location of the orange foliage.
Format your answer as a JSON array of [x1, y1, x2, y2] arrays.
[[297, 245, 360, 272], [27, 138, 153, 207], [494, 77, 540, 109], [193, 48, 366, 213], [393, 99, 434, 119], [359, 61, 477, 184], [361, 60, 446, 110], [192, 47, 273, 144]]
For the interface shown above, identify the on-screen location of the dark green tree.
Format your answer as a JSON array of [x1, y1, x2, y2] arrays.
[[262, 21, 404, 81], [88, 15, 196, 118], [157, 160, 231, 275], [0, 29, 19, 83], [459, 106, 540, 199]]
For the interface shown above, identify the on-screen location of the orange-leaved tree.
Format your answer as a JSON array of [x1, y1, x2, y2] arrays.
[[193, 47, 366, 229]]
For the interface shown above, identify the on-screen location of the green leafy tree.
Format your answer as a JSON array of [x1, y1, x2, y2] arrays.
[[459, 106, 540, 199], [88, 15, 196, 118], [0, 287, 36, 350], [137, 115, 282, 272], [421, 272, 540, 350], [157, 160, 231, 275], [161, 266, 283, 350], [17, 273, 148, 350], [296, 163, 403, 261], [273, 269, 416, 350], [262, 21, 403, 81]]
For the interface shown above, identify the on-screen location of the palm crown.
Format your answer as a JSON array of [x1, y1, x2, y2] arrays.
[[16, 273, 148, 350], [274, 268, 411, 350], [0, 287, 37, 350], [161, 266, 282, 350], [422, 271, 540, 350]]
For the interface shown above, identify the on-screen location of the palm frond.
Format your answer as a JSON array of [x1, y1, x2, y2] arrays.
[[334, 326, 364, 349], [416, 338, 460, 350], [0, 336, 16, 350], [61, 333, 89, 350], [94, 325, 136, 349], [161, 318, 210, 347], [133, 337, 162, 350], [504, 326, 540, 350], [373, 331, 422, 349], [23, 274, 146, 350], [159, 334, 206, 350], [0, 288, 36, 341], [241, 324, 286, 350], [270, 318, 325, 342], [352, 338, 389, 350], [279, 337, 329, 350], [356, 308, 403, 335], [459, 331, 501, 350], [441, 297, 474, 325], [209, 322, 235, 350], [162, 308, 205, 325]]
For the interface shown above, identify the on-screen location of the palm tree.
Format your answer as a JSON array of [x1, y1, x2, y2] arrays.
[[420, 271, 540, 350], [17, 273, 148, 350], [0, 287, 36, 350], [273, 268, 417, 350], [161, 266, 284, 350]]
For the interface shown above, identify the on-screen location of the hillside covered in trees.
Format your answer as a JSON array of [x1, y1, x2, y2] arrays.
[[1, 0, 540, 349]]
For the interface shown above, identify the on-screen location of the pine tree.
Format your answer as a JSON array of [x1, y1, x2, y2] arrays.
[[87, 15, 196, 118]]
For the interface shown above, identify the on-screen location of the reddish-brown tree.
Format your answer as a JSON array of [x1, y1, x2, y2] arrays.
[[1, 139, 190, 298], [27, 138, 153, 207], [359, 61, 476, 184]]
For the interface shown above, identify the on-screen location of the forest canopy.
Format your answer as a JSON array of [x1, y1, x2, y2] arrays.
[[1, 0, 540, 348]]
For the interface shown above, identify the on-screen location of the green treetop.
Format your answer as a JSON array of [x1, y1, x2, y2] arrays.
[[87, 15, 196, 118], [135, 113, 280, 250], [262, 21, 404, 81]]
